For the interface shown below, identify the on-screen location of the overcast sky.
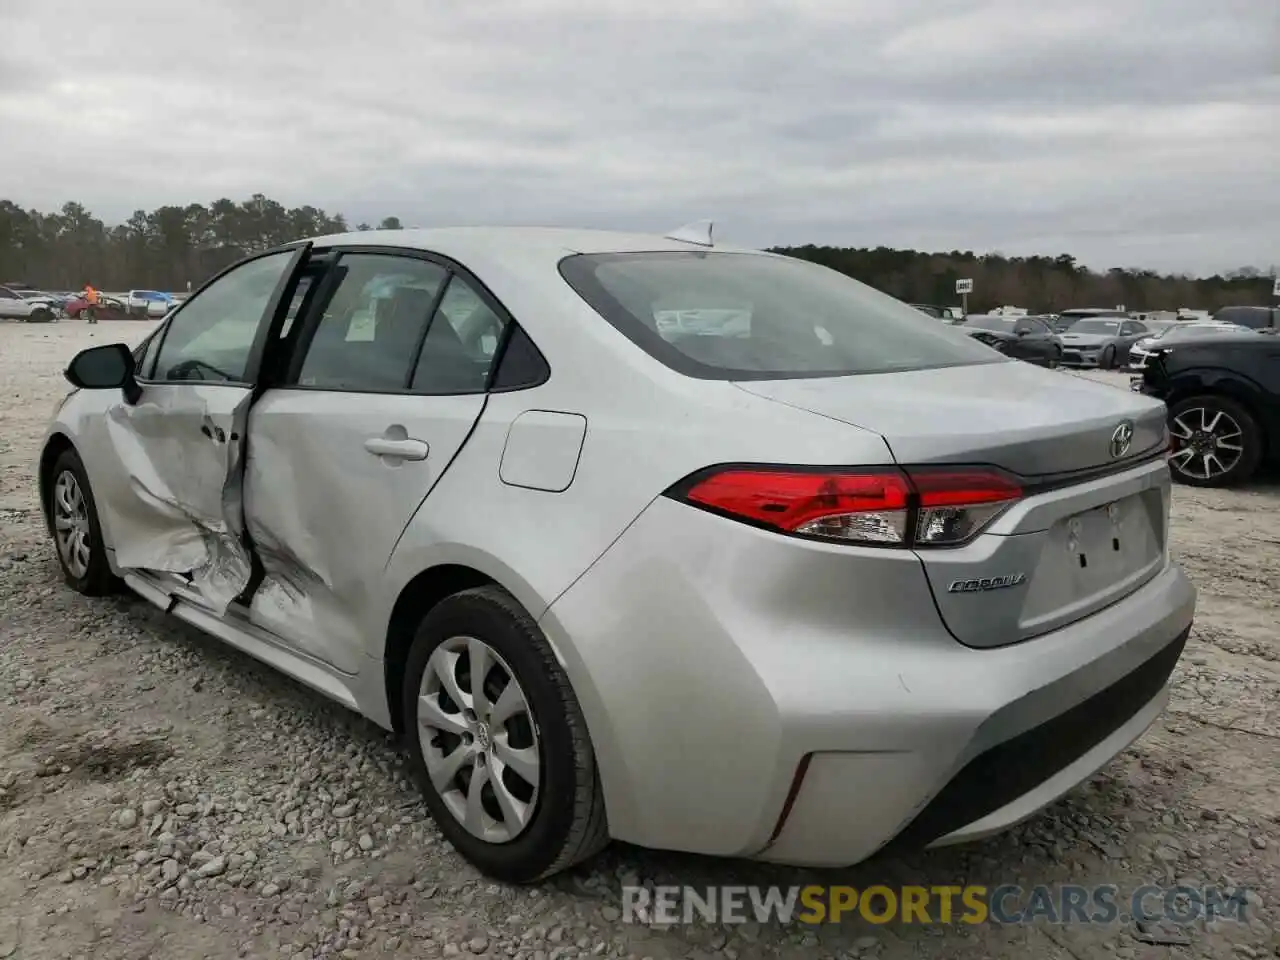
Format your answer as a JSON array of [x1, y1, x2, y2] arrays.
[[3, 0, 1277, 274]]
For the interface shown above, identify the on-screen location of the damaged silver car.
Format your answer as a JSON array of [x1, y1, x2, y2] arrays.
[[40, 227, 1194, 884]]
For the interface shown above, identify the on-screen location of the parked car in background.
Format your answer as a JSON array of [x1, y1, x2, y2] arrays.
[[958, 313, 1062, 366], [1212, 305, 1278, 332], [126, 289, 178, 317], [1134, 329, 1279, 487], [1050, 308, 1126, 334], [1127, 322, 1253, 369], [1058, 316, 1154, 369], [64, 293, 131, 321], [39, 225, 1192, 882], [10, 287, 68, 314], [0, 284, 58, 322]]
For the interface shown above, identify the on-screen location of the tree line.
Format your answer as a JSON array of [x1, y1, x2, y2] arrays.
[[1, 195, 1273, 313]]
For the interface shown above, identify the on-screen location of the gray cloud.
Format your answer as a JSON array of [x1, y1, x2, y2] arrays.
[[2, 0, 1277, 272]]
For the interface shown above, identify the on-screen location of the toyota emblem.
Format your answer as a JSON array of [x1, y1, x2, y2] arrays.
[[1109, 420, 1135, 459]]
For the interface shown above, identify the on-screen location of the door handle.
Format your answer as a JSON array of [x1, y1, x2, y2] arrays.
[[364, 437, 429, 461]]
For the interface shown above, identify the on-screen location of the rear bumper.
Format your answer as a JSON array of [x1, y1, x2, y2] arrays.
[[540, 496, 1196, 866]]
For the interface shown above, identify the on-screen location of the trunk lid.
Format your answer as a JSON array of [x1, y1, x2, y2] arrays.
[[733, 361, 1166, 477], [735, 362, 1171, 647]]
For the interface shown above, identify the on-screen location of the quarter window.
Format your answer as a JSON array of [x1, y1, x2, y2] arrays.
[[151, 251, 295, 383]]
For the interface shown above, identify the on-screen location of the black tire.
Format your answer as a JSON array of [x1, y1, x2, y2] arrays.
[[46, 448, 121, 595], [401, 585, 608, 882], [1100, 345, 1116, 370], [1049, 344, 1062, 369], [1167, 395, 1263, 488]]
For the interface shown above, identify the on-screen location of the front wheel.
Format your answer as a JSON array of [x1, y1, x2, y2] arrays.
[[46, 448, 120, 595], [402, 586, 608, 882], [1167, 395, 1263, 487], [1099, 345, 1116, 370]]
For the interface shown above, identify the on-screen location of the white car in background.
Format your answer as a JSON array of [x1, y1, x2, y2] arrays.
[[126, 289, 179, 317], [0, 284, 59, 322]]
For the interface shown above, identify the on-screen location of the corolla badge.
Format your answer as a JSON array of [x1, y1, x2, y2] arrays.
[[947, 573, 1027, 593], [1109, 420, 1135, 459]]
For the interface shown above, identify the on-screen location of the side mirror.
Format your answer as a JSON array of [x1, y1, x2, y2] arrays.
[[65, 343, 142, 404], [1016, 328, 1029, 337]]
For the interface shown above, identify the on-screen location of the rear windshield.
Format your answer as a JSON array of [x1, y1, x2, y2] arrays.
[[1213, 306, 1274, 329], [1068, 319, 1123, 334], [558, 251, 1003, 379], [962, 315, 1017, 332]]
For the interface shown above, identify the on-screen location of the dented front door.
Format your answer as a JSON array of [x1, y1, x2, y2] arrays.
[[94, 247, 308, 611], [103, 383, 256, 608]]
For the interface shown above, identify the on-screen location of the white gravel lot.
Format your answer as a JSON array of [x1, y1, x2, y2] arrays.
[[1, 319, 1278, 960]]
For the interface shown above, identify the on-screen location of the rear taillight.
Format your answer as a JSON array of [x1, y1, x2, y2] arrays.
[[670, 465, 1021, 548]]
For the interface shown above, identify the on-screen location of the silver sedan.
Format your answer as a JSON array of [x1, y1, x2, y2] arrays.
[[39, 225, 1195, 881]]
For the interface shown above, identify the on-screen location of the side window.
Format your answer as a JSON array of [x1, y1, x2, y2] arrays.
[[152, 251, 295, 383], [1012, 319, 1032, 335], [294, 254, 448, 391], [133, 330, 159, 376], [1123, 322, 1144, 336], [279, 274, 314, 339], [0, 287, 17, 300], [409, 275, 509, 394]]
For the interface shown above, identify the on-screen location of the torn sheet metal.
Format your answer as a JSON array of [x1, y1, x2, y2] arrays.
[[103, 385, 254, 613]]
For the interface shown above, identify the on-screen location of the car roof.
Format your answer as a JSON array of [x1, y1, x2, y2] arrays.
[[299, 226, 764, 263]]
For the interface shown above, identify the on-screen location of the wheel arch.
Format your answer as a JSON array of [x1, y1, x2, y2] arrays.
[[382, 563, 502, 736], [38, 432, 78, 534]]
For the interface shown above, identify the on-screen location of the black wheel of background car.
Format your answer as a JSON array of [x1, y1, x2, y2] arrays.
[[47, 448, 120, 595], [1050, 345, 1062, 369], [1167, 395, 1263, 488], [401, 585, 608, 882], [27, 307, 54, 323], [1100, 345, 1116, 370]]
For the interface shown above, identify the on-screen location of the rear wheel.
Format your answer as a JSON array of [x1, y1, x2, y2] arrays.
[[47, 449, 120, 595], [401, 585, 608, 882], [1167, 395, 1263, 487]]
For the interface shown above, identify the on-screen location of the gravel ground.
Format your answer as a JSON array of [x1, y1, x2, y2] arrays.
[[1, 319, 1277, 960]]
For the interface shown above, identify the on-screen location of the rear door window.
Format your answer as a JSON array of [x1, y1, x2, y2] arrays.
[[291, 254, 448, 392]]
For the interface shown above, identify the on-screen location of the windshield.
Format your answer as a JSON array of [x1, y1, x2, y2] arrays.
[[559, 252, 1004, 379], [1068, 319, 1123, 334]]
